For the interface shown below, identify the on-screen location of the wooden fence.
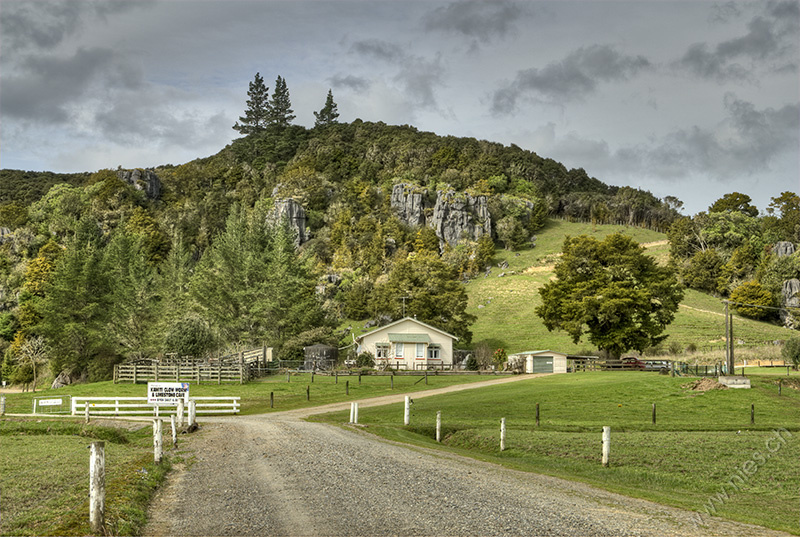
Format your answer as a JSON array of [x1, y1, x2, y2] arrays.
[[114, 346, 273, 384], [113, 362, 253, 384]]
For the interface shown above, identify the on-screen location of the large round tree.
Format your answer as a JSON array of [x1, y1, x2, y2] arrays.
[[536, 233, 683, 359]]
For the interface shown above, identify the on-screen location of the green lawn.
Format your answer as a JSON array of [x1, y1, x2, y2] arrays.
[[1, 372, 499, 416], [0, 420, 172, 536], [310, 372, 800, 534]]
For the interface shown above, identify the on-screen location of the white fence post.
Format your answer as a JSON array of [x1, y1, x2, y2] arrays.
[[153, 419, 163, 464], [1, 395, 6, 415], [85, 402, 90, 424], [500, 418, 506, 451], [354, 402, 359, 424], [602, 426, 611, 467], [89, 441, 105, 533], [436, 411, 441, 442], [176, 399, 184, 427], [170, 415, 177, 448], [189, 400, 197, 427], [349, 402, 355, 424], [404, 396, 410, 426]]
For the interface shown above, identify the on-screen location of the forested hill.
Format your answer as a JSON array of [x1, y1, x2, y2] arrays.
[[0, 120, 685, 383]]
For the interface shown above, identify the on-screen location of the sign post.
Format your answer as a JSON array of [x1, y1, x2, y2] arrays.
[[148, 382, 190, 416]]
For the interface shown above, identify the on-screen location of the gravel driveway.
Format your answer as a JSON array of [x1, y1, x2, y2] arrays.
[[144, 378, 789, 537]]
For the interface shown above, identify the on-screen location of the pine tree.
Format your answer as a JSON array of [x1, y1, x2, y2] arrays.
[[233, 72, 270, 135], [314, 89, 339, 127], [268, 75, 295, 127]]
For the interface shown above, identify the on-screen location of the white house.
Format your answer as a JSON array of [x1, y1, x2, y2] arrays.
[[356, 317, 458, 370], [507, 350, 568, 374]]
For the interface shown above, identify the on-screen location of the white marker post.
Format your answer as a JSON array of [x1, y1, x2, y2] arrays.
[[500, 418, 506, 451], [404, 396, 410, 426], [153, 419, 163, 464], [436, 411, 441, 443], [602, 426, 611, 467], [89, 441, 105, 533]]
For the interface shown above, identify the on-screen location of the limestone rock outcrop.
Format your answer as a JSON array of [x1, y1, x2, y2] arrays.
[[430, 190, 492, 248], [390, 183, 428, 227], [773, 241, 796, 257], [117, 169, 161, 199], [271, 199, 309, 247], [780, 278, 800, 329]]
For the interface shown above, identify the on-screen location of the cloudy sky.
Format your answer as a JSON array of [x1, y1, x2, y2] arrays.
[[1, 0, 798, 215]]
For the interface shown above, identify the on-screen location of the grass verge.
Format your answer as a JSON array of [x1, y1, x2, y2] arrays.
[[0, 419, 174, 536]]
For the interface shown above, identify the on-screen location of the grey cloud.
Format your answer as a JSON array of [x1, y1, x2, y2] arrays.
[[708, 2, 742, 24], [491, 45, 651, 113], [631, 96, 799, 179], [423, 0, 523, 43], [0, 0, 153, 51], [350, 39, 405, 63], [1, 47, 131, 123], [349, 39, 446, 109], [329, 74, 371, 93], [678, 2, 799, 80]]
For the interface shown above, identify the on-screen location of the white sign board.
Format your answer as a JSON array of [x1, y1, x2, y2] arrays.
[[38, 398, 63, 406], [148, 382, 190, 405]]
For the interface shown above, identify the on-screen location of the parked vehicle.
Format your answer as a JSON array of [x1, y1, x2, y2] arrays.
[[621, 357, 646, 370], [644, 360, 671, 371]]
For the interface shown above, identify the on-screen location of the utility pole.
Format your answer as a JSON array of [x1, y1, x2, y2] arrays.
[[724, 300, 734, 376], [399, 296, 409, 317]]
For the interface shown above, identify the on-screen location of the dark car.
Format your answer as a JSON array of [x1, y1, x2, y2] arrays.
[[621, 357, 646, 370]]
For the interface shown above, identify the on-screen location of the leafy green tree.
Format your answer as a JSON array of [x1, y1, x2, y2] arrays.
[[104, 232, 161, 360], [782, 337, 800, 368], [765, 191, 800, 242], [372, 251, 476, 342], [695, 211, 762, 255], [682, 249, 724, 293], [268, 75, 295, 127], [709, 192, 759, 217], [536, 233, 683, 359], [189, 203, 329, 346], [314, 89, 339, 127], [0, 202, 28, 229], [667, 216, 700, 261], [496, 216, 527, 250], [730, 281, 774, 320], [37, 240, 113, 378], [233, 72, 271, 135], [163, 315, 215, 358]]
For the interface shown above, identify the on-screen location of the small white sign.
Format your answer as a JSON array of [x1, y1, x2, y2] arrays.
[[148, 382, 190, 405], [38, 398, 63, 406]]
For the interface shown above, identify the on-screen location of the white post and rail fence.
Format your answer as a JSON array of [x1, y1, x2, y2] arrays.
[[70, 396, 239, 418]]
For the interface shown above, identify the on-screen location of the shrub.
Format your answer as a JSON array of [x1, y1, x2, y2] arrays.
[[782, 337, 800, 368], [356, 352, 375, 368]]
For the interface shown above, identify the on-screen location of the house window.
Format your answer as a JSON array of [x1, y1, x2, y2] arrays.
[[376, 345, 389, 360], [416, 343, 424, 359], [428, 347, 440, 360], [395, 342, 404, 358]]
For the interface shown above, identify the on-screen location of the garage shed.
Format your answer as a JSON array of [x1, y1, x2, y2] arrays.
[[507, 350, 568, 374]]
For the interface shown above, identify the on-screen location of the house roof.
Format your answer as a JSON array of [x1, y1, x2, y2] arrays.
[[388, 333, 430, 343], [356, 317, 458, 342]]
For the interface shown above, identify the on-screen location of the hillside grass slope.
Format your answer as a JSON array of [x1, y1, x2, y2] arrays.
[[465, 219, 796, 356]]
